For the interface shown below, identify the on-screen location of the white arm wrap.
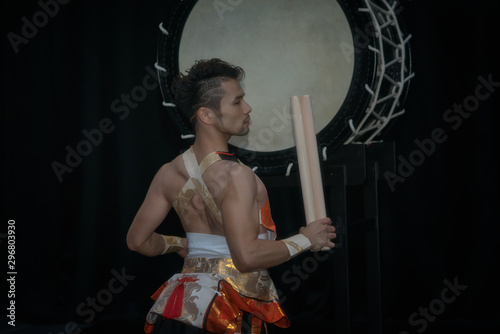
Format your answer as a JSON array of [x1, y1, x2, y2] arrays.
[[281, 234, 311, 259]]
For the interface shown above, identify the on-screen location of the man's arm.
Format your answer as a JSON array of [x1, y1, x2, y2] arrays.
[[221, 165, 335, 272], [126, 163, 185, 257]]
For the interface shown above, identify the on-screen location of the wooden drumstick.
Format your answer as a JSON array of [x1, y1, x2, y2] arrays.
[[300, 95, 327, 221], [291, 95, 330, 251], [291, 96, 316, 224]]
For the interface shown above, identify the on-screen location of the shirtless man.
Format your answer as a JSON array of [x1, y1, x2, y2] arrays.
[[127, 58, 336, 334]]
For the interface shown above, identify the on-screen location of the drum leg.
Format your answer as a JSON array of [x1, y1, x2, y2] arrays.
[[326, 165, 351, 334], [324, 142, 395, 333], [363, 160, 383, 334]]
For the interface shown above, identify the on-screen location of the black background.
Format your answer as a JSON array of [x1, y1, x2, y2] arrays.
[[3, 0, 499, 333]]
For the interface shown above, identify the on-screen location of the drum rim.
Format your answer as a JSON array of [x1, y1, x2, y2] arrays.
[[156, 0, 410, 176]]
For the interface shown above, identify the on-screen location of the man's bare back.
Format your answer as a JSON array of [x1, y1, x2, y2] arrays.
[[160, 151, 268, 237]]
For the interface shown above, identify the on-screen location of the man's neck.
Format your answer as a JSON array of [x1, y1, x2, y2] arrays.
[[191, 132, 231, 163]]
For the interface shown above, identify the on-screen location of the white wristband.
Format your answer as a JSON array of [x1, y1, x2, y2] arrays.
[[281, 234, 311, 259]]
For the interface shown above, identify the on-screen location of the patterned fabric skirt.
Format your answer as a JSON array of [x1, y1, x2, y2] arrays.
[[144, 257, 290, 334]]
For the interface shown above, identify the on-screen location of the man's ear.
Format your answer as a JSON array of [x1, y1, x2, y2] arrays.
[[197, 107, 214, 125]]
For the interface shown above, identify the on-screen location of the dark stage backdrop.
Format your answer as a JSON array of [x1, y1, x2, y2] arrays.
[[3, 0, 499, 333]]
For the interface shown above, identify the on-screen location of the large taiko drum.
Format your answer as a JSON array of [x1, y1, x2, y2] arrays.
[[156, 0, 413, 176]]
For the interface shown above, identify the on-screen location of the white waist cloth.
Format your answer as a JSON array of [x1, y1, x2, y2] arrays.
[[186, 232, 268, 258]]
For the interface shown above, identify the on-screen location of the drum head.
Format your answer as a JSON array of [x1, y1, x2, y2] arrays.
[[157, 0, 411, 175]]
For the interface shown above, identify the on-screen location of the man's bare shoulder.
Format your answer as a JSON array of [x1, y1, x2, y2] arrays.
[[154, 154, 187, 183], [227, 161, 255, 182], [164, 154, 185, 171], [205, 158, 253, 177], [203, 159, 257, 194]]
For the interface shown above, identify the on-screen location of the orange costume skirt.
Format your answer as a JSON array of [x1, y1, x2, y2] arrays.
[[144, 234, 290, 334]]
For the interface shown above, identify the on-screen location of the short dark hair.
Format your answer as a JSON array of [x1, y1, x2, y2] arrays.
[[171, 58, 245, 125]]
